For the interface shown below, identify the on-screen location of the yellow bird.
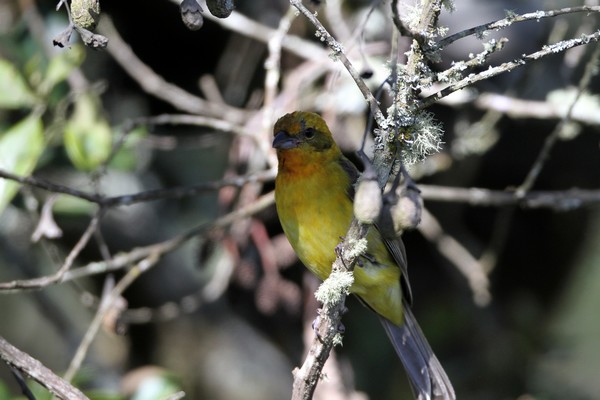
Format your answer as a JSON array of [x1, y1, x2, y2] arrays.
[[273, 111, 455, 400]]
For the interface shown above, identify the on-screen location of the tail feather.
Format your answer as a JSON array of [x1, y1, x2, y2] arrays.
[[380, 304, 455, 400]]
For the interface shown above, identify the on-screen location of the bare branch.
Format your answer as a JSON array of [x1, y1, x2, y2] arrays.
[[436, 6, 600, 50], [166, 0, 329, 61], [97, 15, 248, 122], [100, 169, 276, 208], [0, 168, 275, 208], [64, 253, 160, 382], [421, 30, 600, 108], [418, 208, 491, 306], [0, 336, 88, 399], [0, 191, 275, 291], [516, 43, 600, 196], [0, 210, 102, 291], [129, 112, 255, 138], [390, 0, 412, 38], [262, 5, 298, 169], [289, 0, 385, 127], [420, 185, 600, 210], [464, 92, 600, 125], [291, 220, 368, 400]]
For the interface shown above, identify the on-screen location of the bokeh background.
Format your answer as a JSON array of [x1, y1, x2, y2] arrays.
[[1, 0, 599, 399]]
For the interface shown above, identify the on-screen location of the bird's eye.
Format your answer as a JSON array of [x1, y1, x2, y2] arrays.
[[304, 128, 316, 139]]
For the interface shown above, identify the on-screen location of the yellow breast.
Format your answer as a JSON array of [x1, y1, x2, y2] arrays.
[[275, 157, 353, 280]]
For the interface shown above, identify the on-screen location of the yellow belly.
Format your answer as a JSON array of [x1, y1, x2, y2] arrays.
[[275, 164, 403, 325]]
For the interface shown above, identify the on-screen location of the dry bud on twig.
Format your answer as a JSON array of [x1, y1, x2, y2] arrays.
[[206, 0, 235, 19], [180, 0, 204, 30], [353, 172, 382, 225], [378, 184, 423, 239]]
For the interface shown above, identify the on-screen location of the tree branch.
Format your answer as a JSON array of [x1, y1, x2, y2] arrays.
[[436, 6, 600, 50], [0, 336, 88, 399], [0, 168, 275, 208], [420, 185, 600, 210], [97, 15, 248, 122], [289, 0, 385, 127], [516, 43, 600, 196], [64, 254, 160, 382], [0, 191, 275, 291], [441, 92, 600, 126], [291, 220, 368, 400], [0, 209, 101, 291], [418, 208, 490, 306], [421, 30, 600, 108]]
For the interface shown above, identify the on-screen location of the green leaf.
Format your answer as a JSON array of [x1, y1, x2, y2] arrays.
[[0, 113, 44, 213], [109, 125, 147, 171], [41, 45, 85, 95], [0, 58, 37, 109], [64, 93, 112, 171]]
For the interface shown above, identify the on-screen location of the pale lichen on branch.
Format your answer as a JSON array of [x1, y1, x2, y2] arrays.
[[435, 5, 600, 50], [421, 30, 600, 108]]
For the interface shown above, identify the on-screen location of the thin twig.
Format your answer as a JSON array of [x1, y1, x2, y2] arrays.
[[0, 168, 276, 208], [290, 0, 385, 127], [97, 15, 248, 122], [421, 30, 600, 108], [0, 191, 275, 291], [436, 6, 600, 50], [185, 1, 330, 62], [467, 92, 600, 125], [129, 113, 256, 140], [390, 0, 412, 38], [9, 368, 36, 400], [516, 43, 600, 196], [0, 209, 102, 291], [326, 0, 353, 43], [420, 185, 600, 210], [63, 253, 160, 382], [262, 5, 298, 168]]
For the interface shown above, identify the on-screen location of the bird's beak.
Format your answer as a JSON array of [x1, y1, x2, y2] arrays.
[[273, 131, 300, 150]]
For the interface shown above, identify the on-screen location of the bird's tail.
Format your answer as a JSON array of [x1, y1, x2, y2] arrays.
[[379, 303, 455, 400]]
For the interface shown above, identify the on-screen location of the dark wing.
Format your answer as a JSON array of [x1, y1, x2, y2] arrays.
[[337, 155, 360, 199], [382, 235, 413, 305]]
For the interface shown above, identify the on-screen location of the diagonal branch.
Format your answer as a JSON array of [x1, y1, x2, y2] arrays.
[[436, 5, 600, 50], [0, 336, 88, 399], [63, 253, 160, 382], [97, 15, 248, 122], [0, 209, 102, 291], [420, 30, 600, 108], [0, 191, 275, 291], [516, 43, 600, 196], [289, 0, 385, 127]]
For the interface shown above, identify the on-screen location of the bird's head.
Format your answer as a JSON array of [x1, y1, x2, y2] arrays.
[[273, 111, 339, 154]]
